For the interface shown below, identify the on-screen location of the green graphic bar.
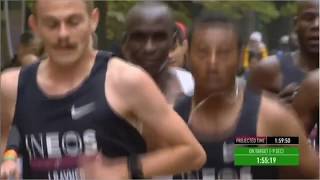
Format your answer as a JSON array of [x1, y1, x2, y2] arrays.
[[234, 147, 299, 166]]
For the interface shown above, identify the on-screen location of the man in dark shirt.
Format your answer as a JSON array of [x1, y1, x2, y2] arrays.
[[175, 12, 318, 179]]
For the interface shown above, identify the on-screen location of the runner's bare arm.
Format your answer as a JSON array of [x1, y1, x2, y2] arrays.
[[259, 97, 319, 178], [0, 68, 21, 179], [0, 68, 20, 153], [107, 57, 206, 177]]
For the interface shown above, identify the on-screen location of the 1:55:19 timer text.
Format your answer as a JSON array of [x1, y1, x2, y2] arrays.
[[257, 157, 277, 164]]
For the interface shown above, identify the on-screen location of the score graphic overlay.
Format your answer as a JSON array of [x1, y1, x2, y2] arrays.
[[234, 136, 299, 166]]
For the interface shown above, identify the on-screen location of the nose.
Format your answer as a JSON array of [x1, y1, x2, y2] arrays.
[[313, 15, 319, 27], [168, 50, 174, 59], [209, 50, 217, 69], [145, 38, 156, 53], [58, 23, 70, 39]]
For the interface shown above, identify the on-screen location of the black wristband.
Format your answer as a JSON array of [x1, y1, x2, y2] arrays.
[[127, 154, 144, 179]]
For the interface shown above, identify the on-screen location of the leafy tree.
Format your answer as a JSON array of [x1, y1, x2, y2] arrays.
[[105, 1, 197, 43], [23, 0, 298, 51], [279, 2, 298, 17], [202, 1, 279, 23], [106, 1, 137, 42]]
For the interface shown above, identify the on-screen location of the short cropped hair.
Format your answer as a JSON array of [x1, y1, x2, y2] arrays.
[[188, 12, 243, 51], [32, 0, 94, 16]]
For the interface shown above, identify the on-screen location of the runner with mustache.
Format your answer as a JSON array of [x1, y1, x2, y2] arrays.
[[0, 0, 206, 179]]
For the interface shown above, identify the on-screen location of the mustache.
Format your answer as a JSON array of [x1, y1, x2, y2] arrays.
[[53, 39, 77, 49]]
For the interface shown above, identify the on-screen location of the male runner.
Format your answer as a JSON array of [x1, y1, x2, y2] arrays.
[[174, 12, 318, 179], [121, 2, 193, 105], [0, 0, 206, 179], [248, 0, 319, 102]]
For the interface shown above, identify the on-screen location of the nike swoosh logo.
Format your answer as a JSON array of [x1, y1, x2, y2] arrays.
[[71, 102, 95, 120]]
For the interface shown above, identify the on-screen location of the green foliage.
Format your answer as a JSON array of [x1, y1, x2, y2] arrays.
[[106, 1, 137, 41], [166, 1, 195, 27], [26, 0, 35, 10], [104, 1, 298, 44], [279, 2, 298, 17], [202, 1, 279, 23], [105, 1, 194, 41]]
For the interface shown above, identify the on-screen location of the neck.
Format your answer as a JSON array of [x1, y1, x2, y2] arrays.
[[193, 80, 238, 108], [45, 50, 97, 83], [152, 68, 170, 93], [296, 50, 319, 71]]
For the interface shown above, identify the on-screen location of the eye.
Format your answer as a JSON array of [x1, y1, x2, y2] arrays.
[[217, 48, 230, 55], [171, 42, 178, 51], [194, 48, 210, 60], [67, 16, 83, 27], [44, 19, 59, 29], [301, 12, 317, 22], [129, 32, 147, 42], [153, 32, 168, 42], [198, 47, 209, 55]]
